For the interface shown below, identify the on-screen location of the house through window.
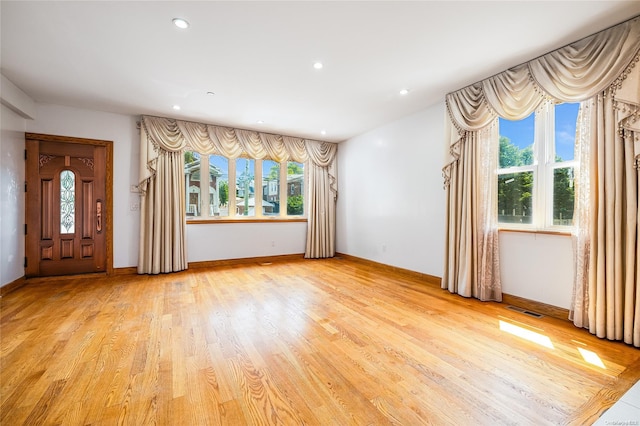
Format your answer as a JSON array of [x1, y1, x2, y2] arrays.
[[184, 151, 306, 220]]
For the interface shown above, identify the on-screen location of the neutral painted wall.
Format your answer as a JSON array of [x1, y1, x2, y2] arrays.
[[500, 232, 573, 309], [0, 105, 27, 286], [187, 221, 307, 262], [336, 101, 574, 309], [336, 103, 446, 277]]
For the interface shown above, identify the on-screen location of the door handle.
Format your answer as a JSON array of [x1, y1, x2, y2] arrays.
[[96, 200, 102, 233]]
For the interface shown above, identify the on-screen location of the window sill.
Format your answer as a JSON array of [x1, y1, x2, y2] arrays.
[[498, 228, 572, 237], [187, 218, 307, 225]]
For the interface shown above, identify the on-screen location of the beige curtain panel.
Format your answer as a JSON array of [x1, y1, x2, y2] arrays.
[[138, 116, 338, 274], [572, 76, 640, 347], [443, 16, 640, 346]]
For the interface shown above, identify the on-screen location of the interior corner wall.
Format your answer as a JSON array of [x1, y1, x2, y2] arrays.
[[336, 103, 446, 277], [1, 105, 27, 287], [336, 100, 574, 310]]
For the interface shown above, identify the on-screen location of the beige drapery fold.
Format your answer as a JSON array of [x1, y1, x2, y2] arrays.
[[442, 14, 640, 340], [305, 140, 338, 258], [443, 123, 501, 300], [138, 148, 187, 274], [571, 72, 640, 346], [138, 116, 338, 274]]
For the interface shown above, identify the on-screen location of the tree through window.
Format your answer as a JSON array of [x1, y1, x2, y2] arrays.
[[497, 102, 578, 229]]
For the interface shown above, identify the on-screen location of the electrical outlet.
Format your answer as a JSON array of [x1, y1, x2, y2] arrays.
[[130, 203, 140, 211]]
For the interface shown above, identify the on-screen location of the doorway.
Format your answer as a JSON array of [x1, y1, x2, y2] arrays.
[[25, 133, 113, 277]]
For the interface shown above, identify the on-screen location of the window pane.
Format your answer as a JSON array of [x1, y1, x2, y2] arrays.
[[60, 170, 75, 233], [498, 171, 533, 224], [209, 155, 229, 217], [184, 151, 201, 216], [262, 160, 279, 216], [236, 158, 255, 216], [554, 103, 579, 162], [499, 113, 535, 167], [287, 161, 304, 216], [553, 166, 574, 226]]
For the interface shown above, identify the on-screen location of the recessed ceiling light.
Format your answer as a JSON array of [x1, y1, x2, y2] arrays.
[[206, 91, 215, 96], [313, 62, 324, 70], [320, 130, 327, 135], [257, 120, 265, 124], [172, 18, 190, 29], [172, 105, 181, 111], [399, 88, 410, 95]]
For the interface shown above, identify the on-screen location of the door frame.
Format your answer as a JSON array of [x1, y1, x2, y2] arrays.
[[25, 132, 114, 277]]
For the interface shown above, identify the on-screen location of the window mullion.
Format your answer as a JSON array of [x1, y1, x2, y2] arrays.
[[228, 158, 236, 217], [535, 104, 552, 229], [280, 161, 287, 217], [543, 103, 555, 228], [202, 154, 209, 218], [255, 160, 263, 218]]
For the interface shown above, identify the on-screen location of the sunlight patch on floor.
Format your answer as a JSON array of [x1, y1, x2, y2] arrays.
[[499, 320, 554, 349], [578, 347, 606, 369]]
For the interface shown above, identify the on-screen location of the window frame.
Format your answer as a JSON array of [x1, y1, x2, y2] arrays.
[[497, 102, 577, 232], [184, 152, 308, 223]]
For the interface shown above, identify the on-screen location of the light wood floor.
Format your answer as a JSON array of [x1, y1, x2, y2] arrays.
[[2, 258, 639, 425]]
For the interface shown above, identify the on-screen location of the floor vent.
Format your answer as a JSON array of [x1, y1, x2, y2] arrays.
[[506, 305, 544, 318]]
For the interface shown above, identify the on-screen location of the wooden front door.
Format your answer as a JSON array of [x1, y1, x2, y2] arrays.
[[25, 133, 113, 277]]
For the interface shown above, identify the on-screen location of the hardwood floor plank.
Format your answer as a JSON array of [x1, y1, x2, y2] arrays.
[[2, 258, 639, 425]]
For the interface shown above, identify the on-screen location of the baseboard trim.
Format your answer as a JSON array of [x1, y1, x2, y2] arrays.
[[189, 253, 306, 269], [502, 293, 570, 321], [113, 267, 137, 275], [0, 276, 27, 297], [335, 252, 442, 287]]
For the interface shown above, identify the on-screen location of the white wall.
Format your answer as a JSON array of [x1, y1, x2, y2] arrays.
[[187, 221, 306, 262], [336, 103, 446, 277], [500, 232, 573, 309], [0, 105, 27, 286]]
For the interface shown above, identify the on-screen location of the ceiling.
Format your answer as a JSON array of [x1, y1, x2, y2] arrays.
[[2, 2, 639, 143]]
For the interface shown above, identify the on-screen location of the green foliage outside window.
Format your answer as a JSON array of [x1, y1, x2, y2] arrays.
[[219, 181, 229, 206], [498, 136, 574, 225], [287, 195, 304, 215]]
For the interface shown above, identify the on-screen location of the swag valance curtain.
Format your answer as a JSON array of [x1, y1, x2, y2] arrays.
[[138, 116, 338, 275], [445, 16, 640, 133], [443, 16, 640, 346]]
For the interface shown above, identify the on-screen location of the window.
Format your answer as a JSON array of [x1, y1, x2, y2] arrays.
[[60, 170, 75, 233], [497, 102, 578, 229], [262, 160, 279, 216], [236, 158, 255, 217], [287, 162, 304, 216], [184, 151, 306, 220], [210, 155, 228, 217]]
